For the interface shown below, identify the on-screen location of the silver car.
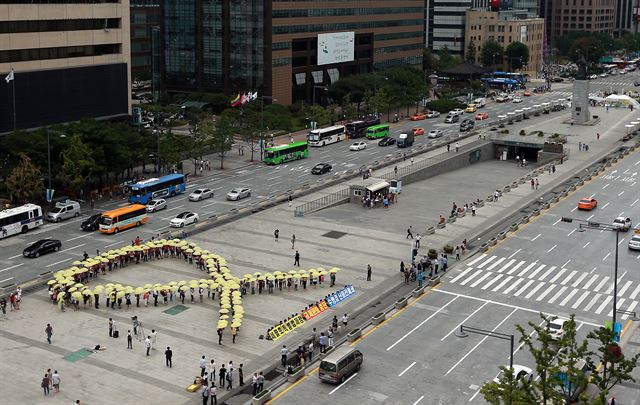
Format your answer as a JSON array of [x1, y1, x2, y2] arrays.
[[226, 187, 251, 201], [146, 198, 167, 212], [189, 188, 214, 201]]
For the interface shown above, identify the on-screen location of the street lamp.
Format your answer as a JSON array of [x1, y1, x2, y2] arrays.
[[46, 128, 66, 203], [260, 95, 276, 160], [455, 325, 515, 404]]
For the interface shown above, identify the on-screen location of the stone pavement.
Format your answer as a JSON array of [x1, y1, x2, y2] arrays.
[[0, 108, 635, 405]]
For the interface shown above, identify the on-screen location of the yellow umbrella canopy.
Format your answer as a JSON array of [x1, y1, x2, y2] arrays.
[[293, 274, 301, 279], [231, 322, 242, 328], [288, 270, 298, 275], [180, 286, 189, 291], [82, 290, 93, 296], [116, 291, 125, 298], [68, 287, 77, 292], [72, 260, 82, 266], [219, 308, 229, 314], [221, 303, 231, 309], [58, 292, 67, 298], [71, 291, 83, 300], [219, 315, 230, 320], [233, 313, 244, 319], [134, 287, 144, 294], [178, 281, 187, 286], [47, 280, 57, 285], [94, 285, 104, 290], [168, 281, 178, 286], [330, 267, 340, 273], [217, 320, 228, 329]]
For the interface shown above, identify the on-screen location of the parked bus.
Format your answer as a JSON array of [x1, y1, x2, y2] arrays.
[[346, 117, 380, 138], [307, 125, 346, 147], [0, 203, 44, 238], [99, 204, 148, 234], [264, 141, 309, 164], [128, 173, 186, 204], [365, 124, 390, 139]]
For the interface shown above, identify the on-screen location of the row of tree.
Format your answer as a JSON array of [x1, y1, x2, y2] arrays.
[[481, 314, 639, 405]]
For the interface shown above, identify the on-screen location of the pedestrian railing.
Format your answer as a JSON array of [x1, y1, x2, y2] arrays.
[[293, 188, 350, 217]]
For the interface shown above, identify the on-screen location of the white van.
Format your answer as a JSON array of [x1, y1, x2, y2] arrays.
[[47, 200, 81, 222], [319, 346, 363, 383], [474, 97, 487, 107]]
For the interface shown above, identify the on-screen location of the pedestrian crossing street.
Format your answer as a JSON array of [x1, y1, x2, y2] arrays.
[[449, 254, 640, 319]]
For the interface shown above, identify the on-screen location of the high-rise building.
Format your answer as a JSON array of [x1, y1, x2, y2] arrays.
[[130, 0, 161, 82], [0, 0, 131, 134], [426, 0, 475, 57], [161, 0, 425, 105], [615, 0, 640, 35], [465, 9, 545, 73], [542, 0, 615, 47]]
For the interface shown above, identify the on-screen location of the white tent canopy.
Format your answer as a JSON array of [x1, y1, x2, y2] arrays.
[[605, 94, 640, 109]]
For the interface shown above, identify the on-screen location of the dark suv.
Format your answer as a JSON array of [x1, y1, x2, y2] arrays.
[[459, 119, 475, 132]]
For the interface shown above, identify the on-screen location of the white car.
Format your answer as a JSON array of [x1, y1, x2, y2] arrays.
[[450, 109, 465, 116], [226, 187, 252, 201], [547, 318, 568, 340], [426, 111, 441, 118], [628, 234, 640, 250], [512, 97, 523, 103], [589, 74, 598, 79], [428, 129, 444, 138], [600, 73, 607, 78], [612, 217, 632, 231], [188, 188, 214, 201], [170, 211, 199, 227], [493, 365, 534, 387], [350, 141, 367, 151], [145, 198, 167, 212]]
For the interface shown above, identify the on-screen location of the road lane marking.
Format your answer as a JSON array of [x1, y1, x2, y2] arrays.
[[531, 233, 542, 241], [514, 280, 535, 296], [590, 266, 598, 274], [547, 244, 557, 253], [517, 262, 538, 277], [602, 252, 611, 261], [553, 218, 562, 225], [386, 296, 459, 351], [507, 249, 521, 259], [441, 302, 489, 341], [328, 372, 357, 395], [618, 281, 633, 296], [481, 274, 503, 290], [506, 261, 526, 275], [601, 202, 610, 210], [560, 270, 577, 285], [398, 361, 417, 377], [632, 199, 639, 207], [548, 286, 568, 304], [595, 295, 613, 314], [587, 215, 594, 220], [528, 264, 546, 279], [444, 308, 518, 376], [602, 184, 609, 189], [46, 258, 73, 268], [469, 272, 492, 288], [562, 260, 572, 268], [450, 267, 474, 283], [65, 234, 93, 242], [0, 277, 14, 284], [412, 396, 425, 405], [59, 244, 85, 253], [502, 278, 524, 294], [486, 257, 506, 271], [8, 254, 22, 259], [567, 229, 576, 237], [618, 238, 626, 246], [571, 272, 588, 287], [165, 205, 185, 212], [583, 242, 591, 248], [594, 276, 610, 292], [621, 301, 639, 320], [476, 256, 496, 268], [491, 276, 513, 292], [466, 254, 487, 267], [538, 266, 557, 281], [536, 284, 557, 301], [629, 284, 640, 300], [584, 293, 602, 312], [570, 207, 578, 212], [103, 240, 124, 249], [497, 259, 516, 273], [571, 290, 592, 309], [459, 271, 482, 286], [202, 202, 217, 208], [609, 298, 626, 317]]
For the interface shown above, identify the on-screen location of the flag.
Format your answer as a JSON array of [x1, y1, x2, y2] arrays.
[[5, 69, 14, 83], [230, 94, 242, 107]]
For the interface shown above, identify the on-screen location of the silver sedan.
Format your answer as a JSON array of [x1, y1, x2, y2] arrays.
[[226, 187, 252, 201]]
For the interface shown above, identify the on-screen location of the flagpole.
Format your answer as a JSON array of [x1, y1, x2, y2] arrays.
[[12, 77, 16, 131]]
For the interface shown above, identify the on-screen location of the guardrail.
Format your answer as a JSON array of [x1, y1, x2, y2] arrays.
[[293, 188, 350, 217]]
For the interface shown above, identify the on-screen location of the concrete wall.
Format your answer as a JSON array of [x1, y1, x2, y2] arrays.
[[400, 141, 495, 186]]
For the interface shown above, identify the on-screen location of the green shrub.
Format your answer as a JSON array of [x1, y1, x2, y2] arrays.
[[519, 130, 526, 136], [425, 99, 467, 113], [427, 248, 438, 260], [443, 244, 454, 254]]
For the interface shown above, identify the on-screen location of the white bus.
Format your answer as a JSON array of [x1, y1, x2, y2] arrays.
[[0, 203, 44, 238], [307, 125, 346, 147]]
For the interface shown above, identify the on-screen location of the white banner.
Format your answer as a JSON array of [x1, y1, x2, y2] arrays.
[[317, 32, 355, 66]]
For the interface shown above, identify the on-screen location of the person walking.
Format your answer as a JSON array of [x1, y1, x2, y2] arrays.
[[45, 323, 53, 344], [394, 166, 398, 176], [209, 384, 218, 405], [200, 355, 207, 377], [144, 336, 151, 356], [291, 234, 296, 249], [280, 345, 289, 367], [257, 372, 265, 392], [535, 179, 539, 190], [252, 373, 259, 395], [165, 347, 173, 368], [151, 329, 158, 349], [201, 384, 210, 405], [455, 142, 459, 152], [108, 318, 114, 337], [530, 178, 535, 189], [231, 326, 237, 344], [294, 251, 300, 267], [41, 374, 50, 395], [406, 226, 414, 239], [342, 313, 349, 328], [319, 332, 328, 353], [366, 264, 372, 281], [218, 364, 227, 388], [410, 157, 414, 165], [415, 233, 421, 248], [51, 370, 61, 393], [208, 360, 216, 382], [226, 363, 233, 390], [127, 330, 133, 349], [274, 229, 279, 242], [447, 143, 450, 152], [217, 328, 223, 345], [238, 364, 244, 386]]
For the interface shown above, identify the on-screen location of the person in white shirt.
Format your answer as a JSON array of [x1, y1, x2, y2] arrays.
[[144, 337, 151, 356], [200, 355, 207, 377], [208, 359, 216, 381], [151, 329, 158, 349]]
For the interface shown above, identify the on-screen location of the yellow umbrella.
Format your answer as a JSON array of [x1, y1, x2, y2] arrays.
[[231, 322, 242, 328], [293, 274, 301, 279], [219, 308, 229, 314], [72, 291, 83, 300], [233, 313, 244, 319], [219, 315, 230, 320], [72, 260, 82, 266], [58, 292, 67, 298], [68, 287, 78, 292], [330, 268, 340, 273], [47, 280, 57, 285], [116, 291, 125, 298], [178, 281, 187, 286], [288, 270, 297, 275], [180, 286, 189, 291], [217, 321, 228, 329], [134, 287, 144, 294], [82, 290, 92, 296]]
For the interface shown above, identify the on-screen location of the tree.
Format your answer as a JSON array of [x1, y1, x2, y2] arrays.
[[568, 37, 605, 65], [505, 42, 530, 70], [423, 48, 437, 71], [481, 40, 504, 66], [5, 154, 44, 203], [585, 326, 640, 404], [210, 116, 235, 170], [437, 46, 458, 69], [304, 104, 332, 127], [341, 94, 358, 121], [57, 134, 96, 195], [480, 366, 538, 405], [466, 40, 477, 63]]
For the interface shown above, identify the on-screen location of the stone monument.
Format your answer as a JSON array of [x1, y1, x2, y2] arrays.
[[571, 56, 591, 124]]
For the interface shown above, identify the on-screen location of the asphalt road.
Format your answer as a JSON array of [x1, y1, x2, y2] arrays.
[[0, 73, 636, 289], [272, 147, 640, 405]]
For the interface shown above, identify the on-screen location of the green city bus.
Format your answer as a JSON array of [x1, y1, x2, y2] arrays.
[[365, 124, 390, 139], [263, 141, 309, 165]]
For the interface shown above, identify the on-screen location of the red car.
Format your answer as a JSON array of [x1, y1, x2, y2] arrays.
[[412, 127, 425, 136], [411, 113, 427, 121], [475, 112, 489, 120], [523, 90, 532, 96], [577, 197, 598, 210]]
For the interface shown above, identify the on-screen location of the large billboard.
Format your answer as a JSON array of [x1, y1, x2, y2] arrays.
[[317, 32, 355, 66]]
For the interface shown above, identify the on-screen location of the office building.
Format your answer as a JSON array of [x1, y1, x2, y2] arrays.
[[0, 0, 131, 134], [161, 0, 424, 105], [426, 0, 475, 57], [541, 0, 615, 47], [465, 9, 545, 73], [615, 0, 640, 35], [130, 0, 160, 82]]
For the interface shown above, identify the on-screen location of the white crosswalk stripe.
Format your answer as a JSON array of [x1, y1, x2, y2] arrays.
[[538, 266, 557, 281], [481, 274, 504, 290], [470, 272, 492, 288], [486, 257, 506, 271], [583, 274, 599, 290], [502, 278, 524, 295], [595, 296, 613, 314], [507, 261, 526, 275], [466, 254, 487, 267], [525, 282, 546, 299], [618, 280, 633, 296], [571, 290, 591, 309], [571, 272, 588, 288], [514, 279, 535, 297], [594, 276, 609, 292], [459, 270, 482, 286], [528, 264, 545, 279], [621, 301, 638, 320], [559, 289, 579, 306], [560, 270, 578, 285], [477, 256, 496, 269], [630, 284, 640, 300], [604, 281, 615, 295], [492, 276, 514, 292], [497, 259, 517, 273], [536, 284, 557, 301], [608, 298, 626, 317], [584, 293, 602, 312], [450, 267, 474, 283], [548, 286, 568, 304], [548, 268, 567, 284], [517, 262, 537, 277]]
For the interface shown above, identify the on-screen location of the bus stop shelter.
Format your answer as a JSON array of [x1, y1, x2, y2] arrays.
[[349, 178, 390, 205]]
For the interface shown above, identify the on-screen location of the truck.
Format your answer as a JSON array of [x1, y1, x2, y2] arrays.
[[397, 132, 414, 148], [474, 97, 487, 107]]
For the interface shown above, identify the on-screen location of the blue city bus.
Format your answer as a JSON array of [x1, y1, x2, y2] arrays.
[[128, 173, 186, 204]]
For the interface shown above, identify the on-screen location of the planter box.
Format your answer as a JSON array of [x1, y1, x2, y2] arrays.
[[486, 195, 494, 202], [551, 196, 559, 203], [429, 276, 441, 286], [503, 186, 510, 193], [519, 178, 526, 184], [457, 211, 465, 218], [347, 328, 361, 342], [521, 216, 530, 224], [436, 222, 446, 229], [511, 182, 519, 189], [477, 200, 484, 207], [533, 209, 541, 216], [447, 216, 457, 223], [395, 297, 408, 309], [372, 312, 386, 325], [412, 287, 425, 298], [561, 191, 568, 197], [253, 389, 272, 405], [569, 185, 577, 191], [287, 368, 305, 383], [510, 223, 519, 231], [425, 226, 436, 235], [480, 243, 489, 252], [497, 231, 507, 240], [489, 237, 498, 246]]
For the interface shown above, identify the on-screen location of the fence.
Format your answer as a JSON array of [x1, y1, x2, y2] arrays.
[[293, 188, 350, 217]]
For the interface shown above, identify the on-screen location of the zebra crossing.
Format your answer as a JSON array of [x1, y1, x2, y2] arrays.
[[452, 254, 640, 319], [589, 80, 637, 87]]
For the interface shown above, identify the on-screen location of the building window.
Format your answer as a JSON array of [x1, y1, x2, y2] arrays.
[[0, 44, 121, 63]]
